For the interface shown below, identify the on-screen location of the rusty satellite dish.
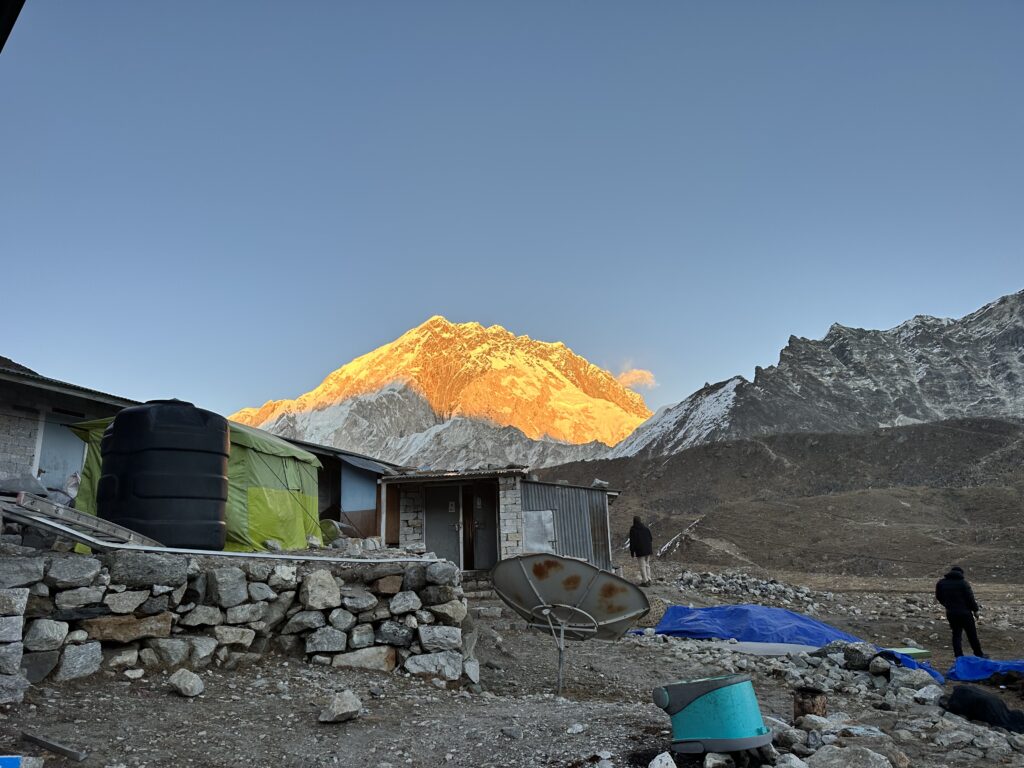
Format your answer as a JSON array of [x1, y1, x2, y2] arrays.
[[491, 553, 650, 693]]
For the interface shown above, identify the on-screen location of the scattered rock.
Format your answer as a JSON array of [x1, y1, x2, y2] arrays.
[[319, 690, 362, 723], [168, 667, 205, 697]]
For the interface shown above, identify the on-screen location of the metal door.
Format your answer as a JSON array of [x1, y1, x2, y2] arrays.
[[37, 415, 86, 493], [523, 509, 556, 554], [424, 485, 462, 567], [472, 485, 499, 570]]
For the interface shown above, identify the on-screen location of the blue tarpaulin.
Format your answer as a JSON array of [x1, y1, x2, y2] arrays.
[[947, 656, 1024, 682], [655, 604, 862, 646], [653, 604, 944, 683]]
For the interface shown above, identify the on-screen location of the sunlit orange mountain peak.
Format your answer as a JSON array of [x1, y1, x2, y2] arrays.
[[230, 316, 652, 447]]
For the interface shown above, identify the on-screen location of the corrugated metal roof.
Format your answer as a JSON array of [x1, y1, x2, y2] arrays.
[[281, 437, 404, 475], [0, 367, 139, 408], [384, 466, 528, 483]]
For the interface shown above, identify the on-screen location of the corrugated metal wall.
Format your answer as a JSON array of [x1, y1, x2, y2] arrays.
[[520, 481, 612, 570]]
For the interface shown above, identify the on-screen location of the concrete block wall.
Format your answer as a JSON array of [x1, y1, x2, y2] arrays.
[[497, 476, 523, 560], [0, 404, 39, 480], [398, 486, 425, 551]]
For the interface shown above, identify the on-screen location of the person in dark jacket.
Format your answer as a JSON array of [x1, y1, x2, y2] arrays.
[[628, 516, 654, 586], [935, 566, 985, 658]]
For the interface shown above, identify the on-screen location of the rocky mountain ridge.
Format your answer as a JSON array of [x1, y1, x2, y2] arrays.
[[230, 317, 647, 468], [611, 289, 1024, 459]]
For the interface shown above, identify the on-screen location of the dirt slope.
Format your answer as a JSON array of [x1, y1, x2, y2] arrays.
[[542, 418, 1024, 580]]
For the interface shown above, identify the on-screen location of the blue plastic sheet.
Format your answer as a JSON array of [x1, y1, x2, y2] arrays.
[[652, 604, 944, 683], [947, 656, 1024, 682], [655, 604, 861, 646]]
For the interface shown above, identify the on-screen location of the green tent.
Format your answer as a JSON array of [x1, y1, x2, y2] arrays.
[[70, 418, 323, 552]]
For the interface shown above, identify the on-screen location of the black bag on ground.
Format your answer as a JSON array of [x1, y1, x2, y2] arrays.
[[942, 685, 1024, 733]]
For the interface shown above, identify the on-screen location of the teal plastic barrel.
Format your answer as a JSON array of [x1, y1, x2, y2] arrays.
[[653, 674, 772, 754]]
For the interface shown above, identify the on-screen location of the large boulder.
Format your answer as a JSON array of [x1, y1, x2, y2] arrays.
[[110, 552, 187, 587], [889, 666, 937, 691], [300, 570, 342, 610], [45, 557, 101, 589], [53, 641, 103, 681], [207, 567, 248, 608], [82, 612, 173, 642], [403, 650, 462, 681], [331, 646, 396, 672], [0, 557, 46, 589]]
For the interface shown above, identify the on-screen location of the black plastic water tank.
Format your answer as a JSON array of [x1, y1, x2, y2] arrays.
[[97, 400, 230, 550]]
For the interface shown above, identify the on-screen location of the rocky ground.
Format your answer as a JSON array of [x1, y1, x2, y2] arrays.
[[2, 560, 1024, 767]]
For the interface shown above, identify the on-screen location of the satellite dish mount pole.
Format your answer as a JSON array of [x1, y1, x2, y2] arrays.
[[533, 604, 597, 696]]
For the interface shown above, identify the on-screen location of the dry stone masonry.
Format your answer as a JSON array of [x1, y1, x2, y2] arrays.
[[0, 549, 471, 704]]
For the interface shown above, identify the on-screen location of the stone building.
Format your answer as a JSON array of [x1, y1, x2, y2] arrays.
[[0, 358, 135, 492], [381, 468, 615, 572]]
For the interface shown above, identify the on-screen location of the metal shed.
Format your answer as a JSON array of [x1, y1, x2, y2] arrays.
[[520, 480, 614, 570]]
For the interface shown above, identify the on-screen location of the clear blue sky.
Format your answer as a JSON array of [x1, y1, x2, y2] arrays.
[[2, 2, 1022, 416]]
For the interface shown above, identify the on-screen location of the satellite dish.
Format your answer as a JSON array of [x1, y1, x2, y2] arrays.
[[491, 553, 650, 694]]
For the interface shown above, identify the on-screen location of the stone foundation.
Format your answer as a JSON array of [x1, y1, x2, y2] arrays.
[[0, 549, 470, 704]]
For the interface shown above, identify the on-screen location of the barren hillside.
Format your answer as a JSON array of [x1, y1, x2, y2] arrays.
[[542, 418, 1024, 580]]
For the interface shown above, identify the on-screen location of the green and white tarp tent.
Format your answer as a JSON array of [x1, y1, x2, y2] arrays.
[[70, 418, 323, 552]]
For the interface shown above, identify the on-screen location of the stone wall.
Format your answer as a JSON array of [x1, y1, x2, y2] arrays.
[[0, 550, 473, 705], [0, 403, 39, 480], [497, 476, 524, 559], [398, 486, 425, 551]]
